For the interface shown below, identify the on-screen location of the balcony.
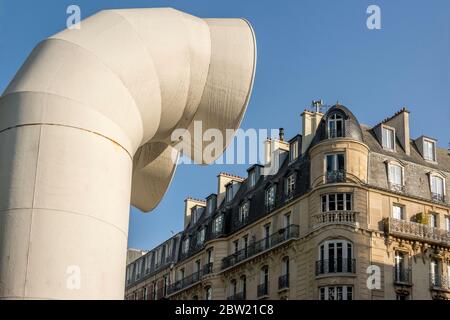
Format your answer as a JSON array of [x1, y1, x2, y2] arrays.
[[167, 271, 202, 296], [315, 258, 356, 276], [278, 274, 289, 290], [384, 217, 450, 246], [227, 292, 245, 300], [221, 225, 300, 270], [430, 273, 450, 292], [313, 211, 359, 229], [393, 267, 412, 286], [203, 263, 213, 275], [389, 183, 405, 193], [431, 193, 445, 204], [326, 170, 346, 184], [257, 283, 269, 298]]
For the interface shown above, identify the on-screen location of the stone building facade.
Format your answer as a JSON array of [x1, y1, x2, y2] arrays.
[[125, 104, 450, 300]]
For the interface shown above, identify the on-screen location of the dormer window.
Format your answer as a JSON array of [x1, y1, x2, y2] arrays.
[[206, 195, 217, 215], [226, 184, 233, 203], [424, 139, 437, 162], [182, 238, 190, 254], [328, 113, 344, 138], [285, 173, 296, 199], [265, 185, 276, 211], [289, 140, 299, 162], [382, 126, 395, 151], [191, 207, 203, 224], [197, 228, 205, 246], [239, 201, 250, 224], [249, 170, 256, 188], [212, 214, 224, 235]]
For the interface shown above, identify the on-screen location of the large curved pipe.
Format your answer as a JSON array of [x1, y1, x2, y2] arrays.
[[0, 8, 256, 299]]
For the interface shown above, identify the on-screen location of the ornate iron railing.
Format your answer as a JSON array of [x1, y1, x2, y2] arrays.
[[257, 283, 269, 297], [315, 258, 356, 276], [278, 274, 289, 290], [430, 273, 450, 291], [393, 267, 412, 285], [221, 225, 300, 270], [227, 292, 245, 300], [326, 170, 346, 183], [167, 270, 202, 295]]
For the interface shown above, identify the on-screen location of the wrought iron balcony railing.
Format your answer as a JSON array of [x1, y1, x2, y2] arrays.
[[257, 283, 269, 297], [167, 270, 202, 296], [389, 183, 405, 193], [326, 170, 346, 184], [313, 211, 358, 228], [384, 217, 450, 246], [393, 267, 412, 285], [431, 193, 445, 203], [227, 292, 245, 300], [221, 225, 300, 270], [203, 263, 213, 275], [278, 274, 289, 290], [430, 273, 450, 291], [316, 258, 356, 276]]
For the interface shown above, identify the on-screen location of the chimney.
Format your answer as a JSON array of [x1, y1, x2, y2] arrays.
[[217, 173, 244, 206], [383, 107, 411, 155], [279, 128, 285, 141], [184, 198, 205, 229], [301, 102, 324, 154]]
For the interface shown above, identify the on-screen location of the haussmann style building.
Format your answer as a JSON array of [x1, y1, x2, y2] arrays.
[[125, 102, 450, 300]]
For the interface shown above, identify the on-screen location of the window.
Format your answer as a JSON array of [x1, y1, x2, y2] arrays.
[[143, 287, 147, 300], [205, 287, 212, 300], [319, 286, 353, 300], [226, 184, 234, 203], [394, 251, 407, 283], [285, 173, 296, 198], [328, 113, 344, 138], [260, 266, 269, 286], [445, 216, 450, 231], [242, 236, 248, 255], [240, 275, 247, 299], [430, 175, 445, 202], [283, 213, 291, 228], [230, 279, 237, 296], [178, 268, 185, 281], [382, 126, 395, 150], [156, 247, 163, 266], [388, 163, 404, 187], [282, 257, 289, 276], [197, 228, 205, 246], [207, 196, 216, 214], [429, 213, 438, 229], [239, 201, 250, 223], [249, 170, 256, 188], [290, 140, 299, 162], [233, 240, 239, 254], [263, 224, 271, 249], [182, 238, 190, 254], [213, 215, 224, 235], [265, 185, 276, 210], [195, 260, 201, 273], [392, 204, 404, 220], [318, 240, 354, 274], [424, 139, 436, 162], [207, 248, 214, 264], [430, 259, 439, 286], [326, 154, 345, 183], [321, 193, 352, 212]]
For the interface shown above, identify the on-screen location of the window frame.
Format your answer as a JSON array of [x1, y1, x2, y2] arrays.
[[327, 113, 345, 139], [423, 138, 437, 162], [382, 125, 396, 151], [321, 193, 353, 212]]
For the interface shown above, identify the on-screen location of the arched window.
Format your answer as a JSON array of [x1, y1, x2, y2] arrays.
[[317, 240, 354, 275], [205, 286, 212, 300], [328, 113, 344, 138], [258, 266, 269, 297]]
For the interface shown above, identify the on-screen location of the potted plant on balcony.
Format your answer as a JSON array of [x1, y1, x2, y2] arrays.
[[415, 212, 429, 225]]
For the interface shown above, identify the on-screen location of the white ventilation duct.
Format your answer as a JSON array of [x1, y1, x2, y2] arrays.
[[0, 8, 256, 299]]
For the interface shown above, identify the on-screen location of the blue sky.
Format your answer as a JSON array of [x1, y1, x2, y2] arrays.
[[1, 0, 449, 251]]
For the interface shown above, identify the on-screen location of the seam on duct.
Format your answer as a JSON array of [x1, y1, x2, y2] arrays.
[[0, 90, 135, 155], [105, 10, 163, 145]]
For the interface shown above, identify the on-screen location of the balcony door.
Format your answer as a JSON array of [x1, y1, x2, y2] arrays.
[[394, 251, 406, 282], [326, 154, 345, 183], [319, 240, 353, 273]]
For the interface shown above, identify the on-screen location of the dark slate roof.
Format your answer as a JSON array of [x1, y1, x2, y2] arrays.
[[309, 104, 364, 151], [362, 126, 450, 173]]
